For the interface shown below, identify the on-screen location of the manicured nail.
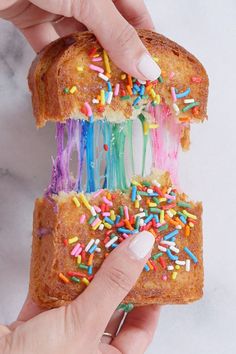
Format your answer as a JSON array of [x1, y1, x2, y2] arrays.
[[128, 231, 155, 260], [137, 53, 161, 81]]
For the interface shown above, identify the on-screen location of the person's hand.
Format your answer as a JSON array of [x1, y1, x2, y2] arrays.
[[0, 231, 160, 354], [0, 0, 161, 81]]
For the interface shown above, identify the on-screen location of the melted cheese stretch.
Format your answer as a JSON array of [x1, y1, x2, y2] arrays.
[[47, 105, 183, 195]]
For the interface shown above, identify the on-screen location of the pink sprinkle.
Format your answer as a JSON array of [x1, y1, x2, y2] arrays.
[[102, 212, 110, 217], [114, 83, 120, 96], [75, 247, 82, 257], [93, 189, 104, 198], [89, 64, 104, 74], [191, 76, 202, 83], [84, 102, 93, 117], [162, 274, 168, 281], [164, 193, 176, 200], [93, 205, 101, 213], [157, 222, 166, 228], [91, 57, 102, 62], [124, 206, 129, 220], [91, 217, 101, 227], [103, 196, 113, 206], [171, 87, 177, 102], [122, 233, 129, 239], [80, 214, 86, 224], [169, 71, 175, 80], [71, 243, 81, 256]]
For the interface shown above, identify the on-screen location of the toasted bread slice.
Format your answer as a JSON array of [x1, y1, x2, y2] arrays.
[[30, 174, 203, 309], [28, 29, 208, 128]]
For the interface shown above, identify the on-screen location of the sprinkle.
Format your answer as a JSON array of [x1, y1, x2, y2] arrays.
[[170, 245, 180, 254], [184, 247, 198, 263], [152, 252, 163, 260], [167, 265, 174, 271], [144, 214, 154, 224], [173, 103, 180, 115], [162, 274, 168, 281], [169, 71, 175, 80], [103, 50, 111, 74], [182, 101, 200, 112], [77, 255, 82, 264], [105, 235, 118, 248], [88, 254, 94, 266], [78, 264, 88, 270], [92, 56, 102, 62], [121, 74, 126, 80], [184, 98, 195, 104], [98, 224, 105, 231], [158, 245, 167, 252], [124, 206, 129, 220], [191, 76, 202, 83], [89, 239, 100, 254], [163, 230, 179, 241], [144, 264, 150, 271], [72, 196, 80, 207], [76, 66, 84, 72], [171, 87, 177, 102], [172, 271, 178, 280], [71, 243, 81, 256], [176, 87, 191, 99], [70, 86, 77, 94], [133, 96, 141, 106], [183, 210, 197, 220], [104, 216, 114, 225], [114, 83, 120, 96], [80, 194, 91, 210], [103, 196, 113, 206], [92, 219, 102, 230], [166, 249, 178, 261], [175, 260, 185, 266], [186, 259, 191, 271], [85, 239, 95, 252], [82, 277, 90, 286], [160, 210, 165, 224], [68, 236, 79, 245], [63, 88, 69, 94], [90, 206, 97, 217], [177, 201, 192, 208], [175, 265, 180, 270], [159, 256, 166, 269], [59, 273, 70, 283], [160, 240, 175, 246], [89, 64, 104, 73], [71, 276, 80, 283], [80, 214, 86, 224], [117, 228, 135, 234], [107, 91, 113, 104]]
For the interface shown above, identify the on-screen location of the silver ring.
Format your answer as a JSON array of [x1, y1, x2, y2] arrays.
[[101, 332, 114, 343], [102, 332, 114, 339], [52, 16, 65, 24]]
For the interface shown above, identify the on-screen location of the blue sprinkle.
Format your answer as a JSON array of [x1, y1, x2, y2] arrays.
[[154, 214, 159, 223], [104, 216, 114, 225], [133, 96, 141, 106], [105, 91, 109, 101], [88, 266, 93, 275], [171, 237, 176, 242], [164, 230, 179, 241], [111, 243, 118, 248], [184, 247, 198, 263], [133, 83, 141, 92], [115, 215, 121, 224], [88, 244, 97, 254], [107, 81, 112, 92], [144, 214, 154, 224], [144, 264, 150, 272], [117, 228, 135, 234], [147, 193, 158, 197], [131, 186, 137, 202], [89, 114, 94, 123], [140, 85, 145, 96], [166, 249, 178, 261], [176, 87, 191, 99], [180, 215, 187, 224], [132, 88, 137, 95]]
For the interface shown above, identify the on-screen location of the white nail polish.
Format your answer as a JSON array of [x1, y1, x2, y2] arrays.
[[137, 53, 161, 81], [128, 231, 155, 260]]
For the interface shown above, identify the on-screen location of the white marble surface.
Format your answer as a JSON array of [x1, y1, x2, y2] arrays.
[[0, 0, 235, 353]]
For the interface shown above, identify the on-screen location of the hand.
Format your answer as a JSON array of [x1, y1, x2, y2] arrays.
[[0, 0, 161, 81], [0, 231, 160, 354]]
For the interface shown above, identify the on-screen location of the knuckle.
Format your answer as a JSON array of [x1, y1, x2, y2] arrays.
[[105, 265, 133, 294], [72, 0, 91, 23], [113, 23, 138, 52]]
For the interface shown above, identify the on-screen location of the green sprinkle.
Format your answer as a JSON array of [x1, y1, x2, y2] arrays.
[[124, 303, 134, 312], [137, 191, 149, 196], [158, 224, 169, 232], [150, 207, 161, 213], [78, 264, 88, 270], [182, 101, 200, 112], [152, 197, 160, 205], [152, 252, 163, 260], [158, 75, 164, 83], [177, 211, 186, 217], [135, 216, 140, 230], [177, 201, 192, 208], [71, 276, 80, 283], [119, 206, 124, 217], [88, 216, 96, 225], [142, 181, 151, 187], [120, 95, 130, 100], [63, 88, 69, 94], [151, 101, 158, 106]]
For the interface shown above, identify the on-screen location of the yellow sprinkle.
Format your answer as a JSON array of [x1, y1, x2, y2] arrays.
[[72, 196, 80, 208], [175, 265, 180, 270], [172, 271, 178, 280], [68, 236, 79, 244], [106, 192, 112, 200], [110, 210, 116, 221], [79, 194, 91, 210], [77, 255, 82, 264], [170, 208, 177, 215], [153, 56, 159, 62], [103, 222, 112, 229], [149, 202, 157, 207], [160, 210, 165, 224], [183, 210, 197, 220], [92, 220, 102, 231], [100, 89, 105, 105], [150, 88, 156, 99], [103, 50, 111, 74], [149, 124, 159, 129], [143, 121, 149, 135], [131, 180, 142, 187], [189, 222, 195, 228], [159, 198, 167, 203], [121, 74, 126, 80], [82, 277, 89, 286], [134, 200, 140, 209], [76, 66, 84, 72], [156, 94, 161, 104], [59, 273, 70, 284], [70, 86, 77, 94]]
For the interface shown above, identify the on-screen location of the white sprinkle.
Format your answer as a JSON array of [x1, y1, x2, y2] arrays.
[[167, 265, 174, 271], [186, 259, 191, 272], [105, 236, 118, 248], [158, 245, 167, 252], [135, 212, 146, 218], [137, 195, 142, 201], [167, 187, 172, 194], [98, 223, 104, 231], [160, 240, 176, 246], [139, 208, 144, 212], [184, 98, 195, 104], [90, 206, 97, 216], [107, 91, 113, 104], [92, 98, 99, 104], [95, 247, 101, 252], [140, 219, 144, 227], [147, 188, 153, 194], [85, 239, 95, 252], [152, 179, 161, 188], [98, 73, 109, 81], [176, 225, 182, 230], [167, 210, 174, 218], [175, 260, 186, 266], [173, 103, 180, 115], [170, 246, 180, 254], [94, 239, 100, 246]]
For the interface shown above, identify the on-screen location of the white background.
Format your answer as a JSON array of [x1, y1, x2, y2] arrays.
[[0, 1, 235, 353]]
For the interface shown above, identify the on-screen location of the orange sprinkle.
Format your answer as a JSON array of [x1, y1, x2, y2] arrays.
[[105, 72, 111, 78], [124, 219, 134, 230], [126, 85, 133, 96], [106, 192, 112, 200], [175, 217, 186, 228], [165, 214, 179, 226], [185, 225, 191, 237], [88, 254, 94, 266], [149, 228, 157, 237], [59, 273, 70, 284], [193, 106, 199, 115], [80, 106, 87, 115], [179, 117, 190, 123], [127, 75, 133, 88], [146, 84, 153, 92], [162, 186, 168, 195], [147, 260, 154, 270]]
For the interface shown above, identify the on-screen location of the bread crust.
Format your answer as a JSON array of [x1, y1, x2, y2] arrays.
[[28, 29, 208, 128], [30, 187, 203, 309]]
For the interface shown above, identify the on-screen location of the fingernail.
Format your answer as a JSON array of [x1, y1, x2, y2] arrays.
[[128, 231, 155, 260], [137, 53, 161, 81]]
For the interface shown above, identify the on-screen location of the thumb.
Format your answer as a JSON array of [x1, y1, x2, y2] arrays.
[[71, 231, 155, 339]]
